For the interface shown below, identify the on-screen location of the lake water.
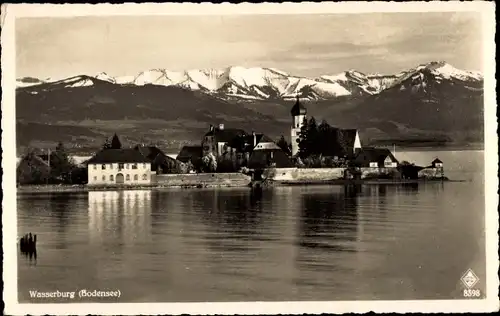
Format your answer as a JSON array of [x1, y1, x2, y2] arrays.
[[17, 150, 486, 302]]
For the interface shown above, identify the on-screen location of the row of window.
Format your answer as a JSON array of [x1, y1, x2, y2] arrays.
[[93, 174, 149, 181], [369, 162, 397, 167], [93, 163, 147, 170]]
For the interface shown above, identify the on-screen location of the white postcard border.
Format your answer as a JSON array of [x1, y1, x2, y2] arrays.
[[2, 2, 498, 315]]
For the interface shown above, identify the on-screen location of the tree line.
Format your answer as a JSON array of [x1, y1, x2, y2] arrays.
[[297, 117, 349, 159], [17, 142, 87, 185]]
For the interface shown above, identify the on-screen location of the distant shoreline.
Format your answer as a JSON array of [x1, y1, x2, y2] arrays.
[[389, 144, 484, 152]]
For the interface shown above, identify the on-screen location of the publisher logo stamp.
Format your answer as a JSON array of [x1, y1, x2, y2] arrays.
[[461, 269, 481, 298], [461, 269, 479, 289]]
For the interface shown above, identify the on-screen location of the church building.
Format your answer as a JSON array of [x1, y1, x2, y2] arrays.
[[290, 96, 362, 158]]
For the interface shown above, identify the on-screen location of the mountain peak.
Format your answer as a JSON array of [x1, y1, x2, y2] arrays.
[[95, 72, 116, 83], [17, 61, 483, 99], [417, 61, 483, 81]]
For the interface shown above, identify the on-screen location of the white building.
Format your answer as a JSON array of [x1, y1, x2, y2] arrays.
[[86, 149, 153, 186]]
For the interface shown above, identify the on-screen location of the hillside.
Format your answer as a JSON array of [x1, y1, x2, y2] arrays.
[[15, 61, 484, 153]]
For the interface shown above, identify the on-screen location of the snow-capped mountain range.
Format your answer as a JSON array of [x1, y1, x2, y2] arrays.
[[17, 61, 483, 101]]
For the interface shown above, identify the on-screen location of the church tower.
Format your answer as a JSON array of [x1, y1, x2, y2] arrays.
[[290, 95, 307, 156]]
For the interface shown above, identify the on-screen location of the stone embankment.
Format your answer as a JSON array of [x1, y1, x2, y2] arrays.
[[17, 168, 447, 193]]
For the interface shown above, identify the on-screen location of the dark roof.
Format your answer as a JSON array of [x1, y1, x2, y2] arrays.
[[134, 145, 166, 161], [432, 158, 443, 163], [86, 149, 150, 164], [354, 147, 398, 166], [256, 134, 274, 143], [227, 135, 254, 152], [227, 133, 277, 153], [177, 145, 202, 163], [205, 127, 248, 143], [152, 153, 183, 171], [290, 96, 307, 116]]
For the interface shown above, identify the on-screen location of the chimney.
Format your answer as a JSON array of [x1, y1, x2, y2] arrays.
[[218, 123, 224, 130], [209, 124, 214, 132], [252, 131, 256, 147]]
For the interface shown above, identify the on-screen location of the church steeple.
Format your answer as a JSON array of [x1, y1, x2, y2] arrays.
[[290, 94, 307, 116], [290, 94, 307, 156]]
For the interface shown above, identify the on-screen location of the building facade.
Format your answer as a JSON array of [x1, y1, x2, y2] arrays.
[[87, 149, 152, 185], [201, 124, 247, 158]]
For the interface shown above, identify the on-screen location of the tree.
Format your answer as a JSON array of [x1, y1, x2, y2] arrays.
[[318, 120, 331, 155], [298, 116, 321, 158], [297, 117, 309, 158], [17, 150, 50, 185], [293, 156, 305, 168], [50, 142, 76, 183], [184, 160, 195, 173], [307, 117, 319, 155], [217, 154, 237, 173], [102, 137, 112, 150], [276, 135, 291, 155], [110, 133, 122, 149], [201, 153, 217, 173], [336, 129, 350, 158], [70, 167, 88, 184]]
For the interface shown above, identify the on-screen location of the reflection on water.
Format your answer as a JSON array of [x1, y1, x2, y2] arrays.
[[88, 190, 152, 248], [17, 151, 486, 302]]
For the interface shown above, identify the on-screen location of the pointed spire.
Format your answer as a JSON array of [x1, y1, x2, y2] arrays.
[[110, 133, 122, 149], [291, 93, 307, 116]]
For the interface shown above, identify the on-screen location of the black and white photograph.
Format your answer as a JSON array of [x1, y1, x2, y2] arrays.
[[2, 2, 498, 315]]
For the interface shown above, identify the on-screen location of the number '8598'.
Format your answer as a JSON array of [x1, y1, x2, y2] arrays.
[[463, 289, 481, 297]]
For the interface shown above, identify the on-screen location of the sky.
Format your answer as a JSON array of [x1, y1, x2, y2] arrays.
[[16, 12, 484, 79]]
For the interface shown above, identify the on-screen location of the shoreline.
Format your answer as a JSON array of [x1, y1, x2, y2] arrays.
[[271, 178, 457, 186], [16, 178, 455, 194], [15, 183, 244, 194]]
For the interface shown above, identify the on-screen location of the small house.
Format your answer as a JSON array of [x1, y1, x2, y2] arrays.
[[353, 147, 399, 168], [134, 145, 187, 174], [252, 133, 281, 151], [153, 154, 187, 174], [86, 149, 152, 185], [431, 158, 443, 168]]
